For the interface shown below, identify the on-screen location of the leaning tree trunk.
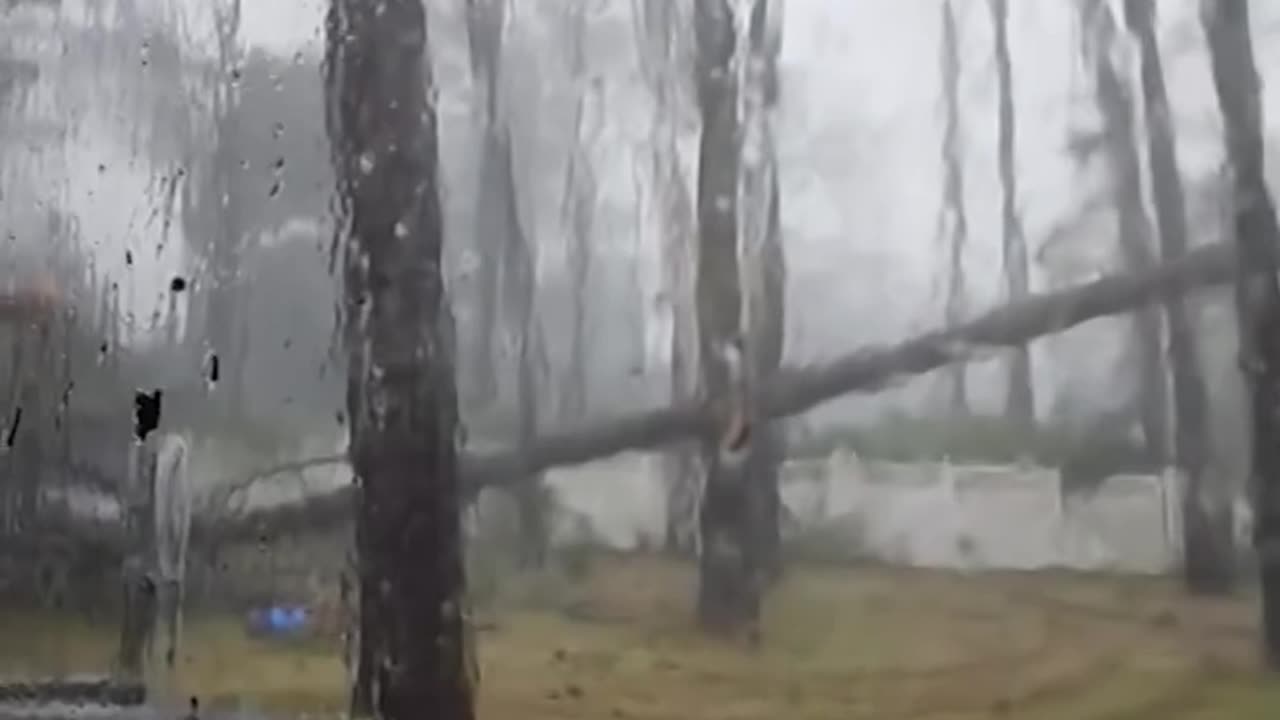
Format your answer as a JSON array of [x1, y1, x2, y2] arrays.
[[693, 0, 767, 636], [1079, 0, 1168, 465], [940, 0, 970, 415], [193, 234, 1247, 548], [324, 0, 474, 716], [1202, 0, 1280, 665], [1126, 0, 1229, 594], [989, 0, 1034, 423]]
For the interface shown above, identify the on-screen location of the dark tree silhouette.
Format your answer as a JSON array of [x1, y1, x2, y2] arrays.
[[1125, 0, 1226, 594], [1201, 0, 1280, 665], [324, 0, 473, 716], [1077, 0, 1167, 465], [989, 0, 1034, 423], [693, 0, 768, 636], [939, 0, 970, 414]]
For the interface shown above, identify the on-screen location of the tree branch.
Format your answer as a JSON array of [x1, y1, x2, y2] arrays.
[[187, 240, 1234, 545]]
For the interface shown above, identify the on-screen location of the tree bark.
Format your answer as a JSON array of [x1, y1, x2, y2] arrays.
[[693, 0, 765, 635], [189, 238, 1241, 549], [501, 123, 547, 568], [1201, 0, 1280, 665], [561, 0, 594, 423], [634, 0, 702, 558], [1126, 0, 1229, 594], [325, 0, 473, 716], [462, 0, 505, 409], [989, 0, 1035, 423], [940, 0, 970, 415], [1079, 0, 1168, 464], [742, 0, 786, 583]]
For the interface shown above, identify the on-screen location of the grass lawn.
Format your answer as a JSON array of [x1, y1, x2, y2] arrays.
[[2, 557, 1279, 718]]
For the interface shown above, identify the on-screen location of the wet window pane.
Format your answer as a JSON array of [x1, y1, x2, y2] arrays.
[[3, 0, 1280, 718]]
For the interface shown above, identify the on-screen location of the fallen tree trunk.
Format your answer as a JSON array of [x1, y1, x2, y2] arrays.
[[188, 239, 1236, 546]]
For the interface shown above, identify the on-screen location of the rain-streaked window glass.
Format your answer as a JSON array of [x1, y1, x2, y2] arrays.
[[3, 0, 1280, 718]]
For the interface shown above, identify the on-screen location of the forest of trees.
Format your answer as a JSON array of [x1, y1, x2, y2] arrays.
[[6, 0, 1280, 717]]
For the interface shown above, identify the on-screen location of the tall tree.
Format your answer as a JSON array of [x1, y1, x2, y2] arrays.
[[1077, 0, 1168, 468], [559, 0, 595, 424], [1202, 0, 1280, 663], [325, 0, 473, 716], [1125, 0, 1228, 593], [693, 0, 772, 635], [189, 0, 249, 417], [634, 0, 702, 555], [504, 127, 548, 568], [463, 0, 548, 566], [940, 0, 969, 414], [462, 0, 505, 408], [740, 0, 786, 580], [989, 0, 1034, 423]]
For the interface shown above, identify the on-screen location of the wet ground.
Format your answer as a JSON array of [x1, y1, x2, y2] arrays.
[[2, 557, 1279, 719]]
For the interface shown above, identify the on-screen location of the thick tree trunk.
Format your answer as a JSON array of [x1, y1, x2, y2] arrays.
[[1201, 0, 1280, 665], [989, 0, 1034, 423], [1126, 0, 1230, 594], [940, 0, 969, 415], [693, 0, 764, 636], [325, 0, 474, 717], [1080, 0, 1168, 464]]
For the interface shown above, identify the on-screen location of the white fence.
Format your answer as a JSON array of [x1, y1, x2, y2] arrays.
[[526, 448, 1221, 575]]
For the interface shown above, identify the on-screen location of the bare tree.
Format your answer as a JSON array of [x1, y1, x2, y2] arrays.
[[740, 0, 785, 580], [1125, 0, 1226, 593], [692, 0, 773, 636], [198, 0, 248, 415], [504, 128, 547, 568], [462, 0, 504, 408], [1201, 0, 1280, 663], [1076, 0, 1167, 463], [464, 0, 547, 565], [989, 0, 1034, 423], [325, 0, 473, 715], [559, 0, 595, 423], [634, 0, 702, 555], [938, 0, 972, 416]]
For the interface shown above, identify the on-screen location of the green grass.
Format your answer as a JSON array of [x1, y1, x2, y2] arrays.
[[3, 558, 1280, 718]]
